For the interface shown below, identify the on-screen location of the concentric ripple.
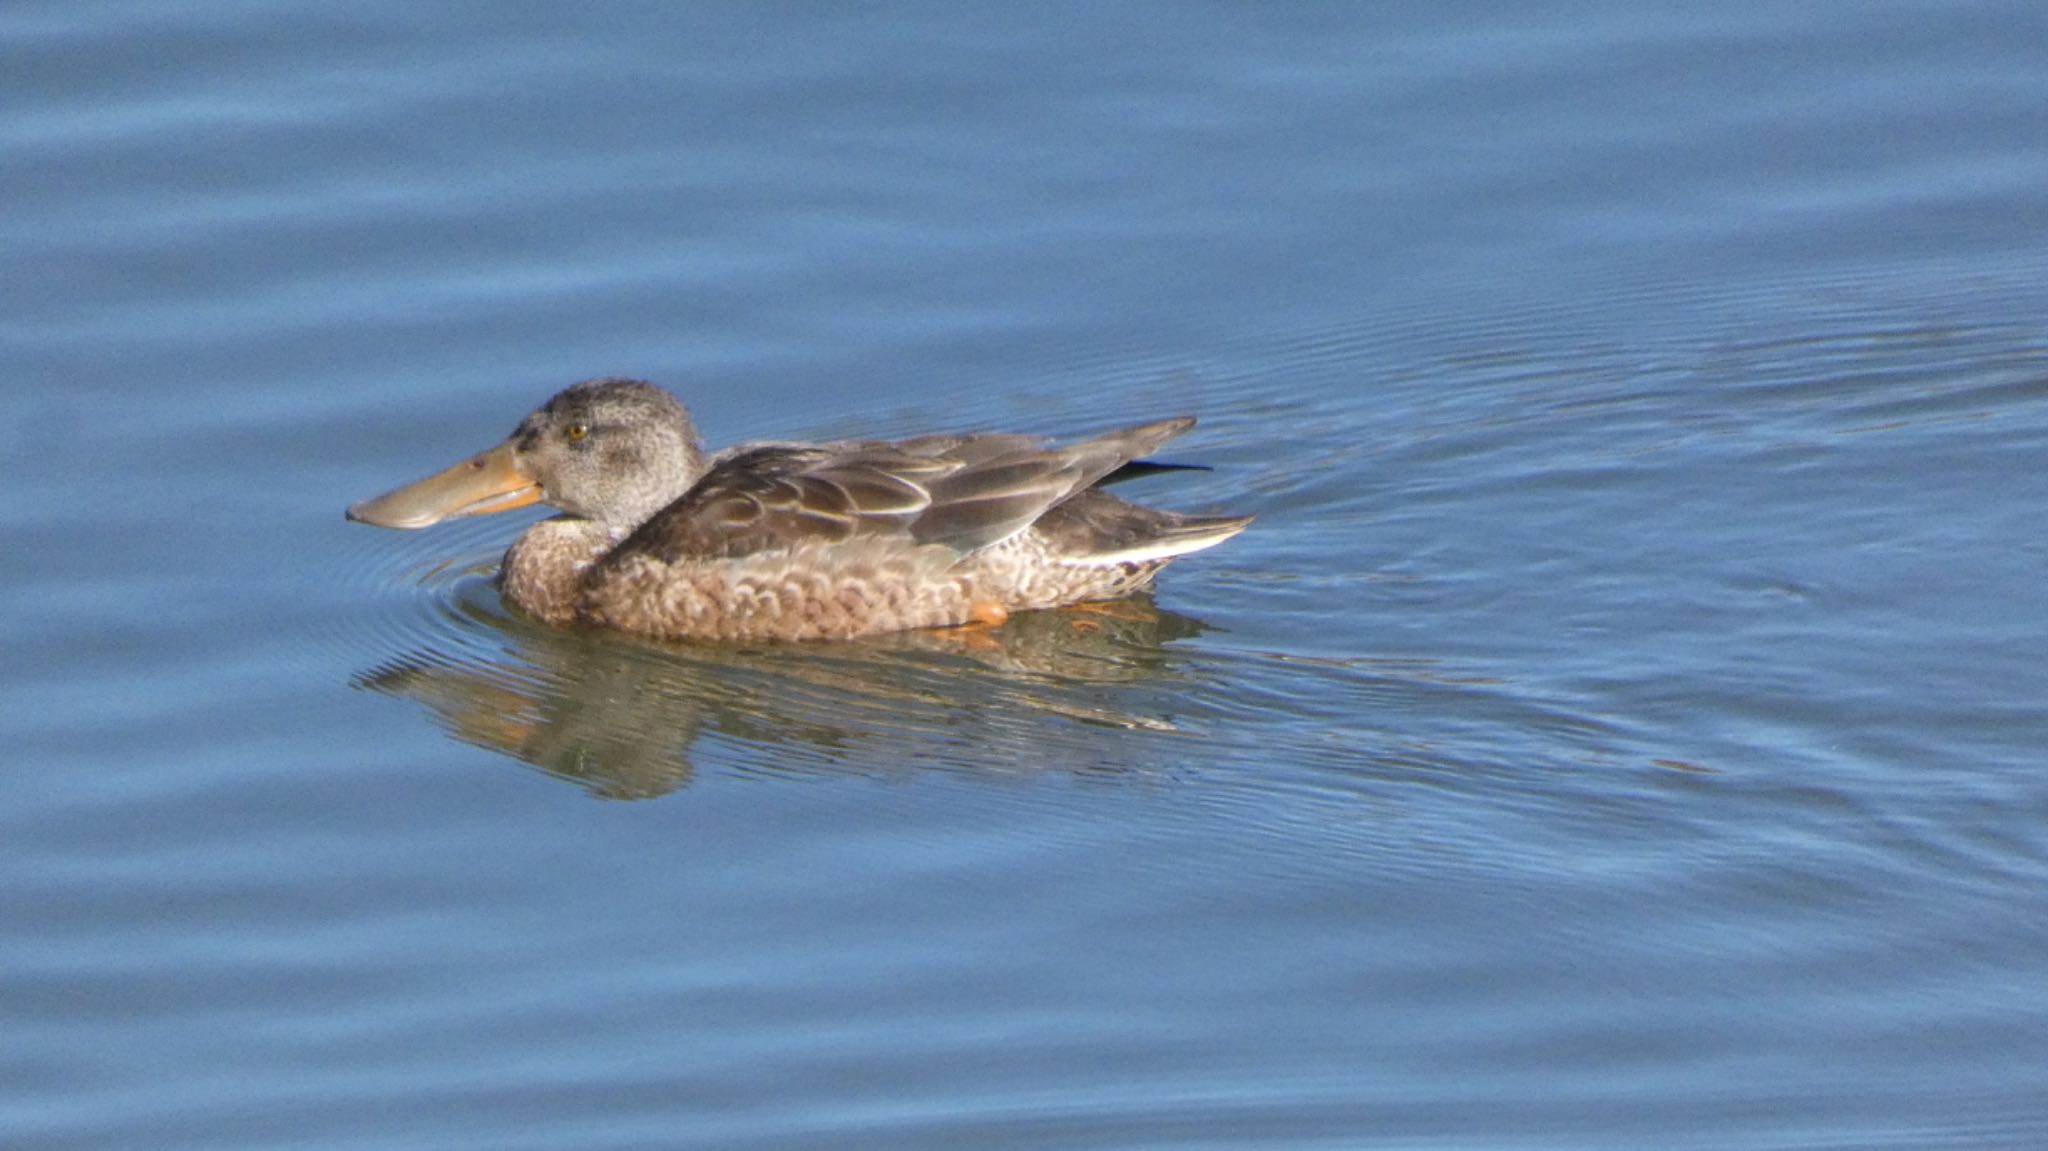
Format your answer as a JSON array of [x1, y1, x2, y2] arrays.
[[328, 509, 530, 668]]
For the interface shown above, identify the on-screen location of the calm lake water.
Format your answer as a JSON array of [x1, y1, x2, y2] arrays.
[[8, 3, 2048, 1148]]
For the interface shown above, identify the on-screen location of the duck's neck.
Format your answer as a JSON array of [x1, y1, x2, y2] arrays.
[[501, 518, 615, 625]]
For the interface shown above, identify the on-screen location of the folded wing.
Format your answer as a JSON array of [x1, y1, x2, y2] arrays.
[[619, 417, 1199, 563]]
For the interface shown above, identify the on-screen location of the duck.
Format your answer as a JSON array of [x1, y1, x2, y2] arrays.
[[346, 378, 1251, 642]]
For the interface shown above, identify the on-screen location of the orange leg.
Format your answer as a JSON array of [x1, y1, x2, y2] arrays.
[[1058, 599, 1155, 624], [925, 599, 1010, 652]]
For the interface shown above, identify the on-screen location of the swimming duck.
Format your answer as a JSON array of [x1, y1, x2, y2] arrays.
[[347, 378, 1251, 641]]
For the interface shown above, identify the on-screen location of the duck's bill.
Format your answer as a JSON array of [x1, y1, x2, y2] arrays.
[[346, 441, 542, 530]]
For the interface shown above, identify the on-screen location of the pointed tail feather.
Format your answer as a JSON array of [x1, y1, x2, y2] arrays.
[[1066, 417, 1198, 494], [1071, 512, 1255, 567], [1099, 459, 1213, 486]]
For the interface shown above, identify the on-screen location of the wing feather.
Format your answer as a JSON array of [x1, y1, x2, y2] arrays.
[[613, 419, 1200, 564]]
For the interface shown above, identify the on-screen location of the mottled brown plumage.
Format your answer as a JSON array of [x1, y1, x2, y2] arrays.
[[349, 378, 1251, 641]]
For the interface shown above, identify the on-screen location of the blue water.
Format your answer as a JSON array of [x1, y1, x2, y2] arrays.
[[7, 3, 2048, 1148]]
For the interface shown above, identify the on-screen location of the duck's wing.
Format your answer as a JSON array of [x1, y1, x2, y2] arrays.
[[613, 417, 1198, 563]]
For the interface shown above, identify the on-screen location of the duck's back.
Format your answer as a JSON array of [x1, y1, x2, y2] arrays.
[[565, 418, 1248, 641]]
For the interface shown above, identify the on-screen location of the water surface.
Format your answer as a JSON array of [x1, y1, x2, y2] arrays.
[[7, 3, 2048, 1148]]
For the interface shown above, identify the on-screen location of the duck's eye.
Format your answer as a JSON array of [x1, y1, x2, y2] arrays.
[[564, 422, 589, 442]]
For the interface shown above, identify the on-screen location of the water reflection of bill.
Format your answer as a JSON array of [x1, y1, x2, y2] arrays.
[[354, 595, 1216, 800]]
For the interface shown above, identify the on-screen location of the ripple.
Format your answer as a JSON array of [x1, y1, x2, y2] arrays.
[[321, 510, 530, 669], [316, 267, 2048, 832]]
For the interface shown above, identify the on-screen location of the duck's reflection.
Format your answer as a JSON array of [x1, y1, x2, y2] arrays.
[[353, 594, 1213, 799]]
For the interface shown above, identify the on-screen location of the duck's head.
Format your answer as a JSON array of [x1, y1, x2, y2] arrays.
[[347, 378, 707, 534]]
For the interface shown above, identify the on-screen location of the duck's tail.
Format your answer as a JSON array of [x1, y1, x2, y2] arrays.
[[1026, 479, 1254, 568], [1072, 510, 1255, 567]]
